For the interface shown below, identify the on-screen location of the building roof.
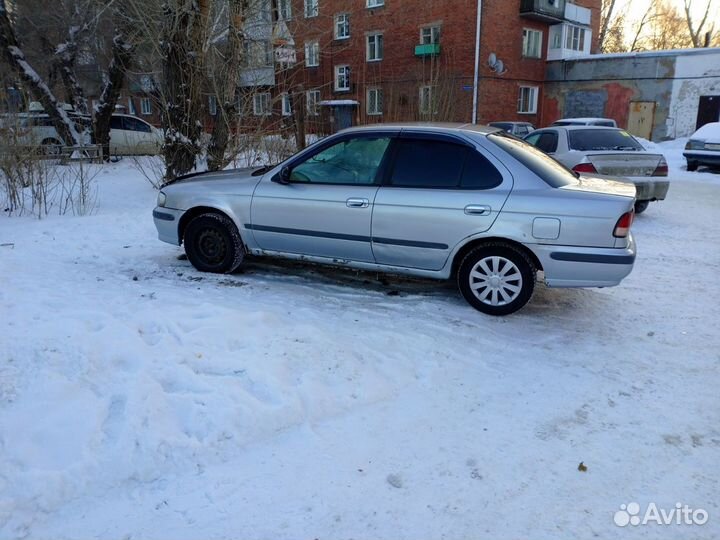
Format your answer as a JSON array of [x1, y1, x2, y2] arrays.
[[557, 47, 720, 63]]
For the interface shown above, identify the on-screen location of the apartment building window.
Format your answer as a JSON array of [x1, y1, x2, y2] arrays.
[[522, 29, 542, 58], [335, 13, 350, 39], [277, 0, 292, 20], [335, 65, 351, 91], [208, 95, 218, 116], [566, 25, 586, 51], [367, 33, 383, 61], [551, 29, 562, 49], [304, 0, 318, 18], [127, 97, 136, 115], [367, 88, 383, 115], [281, 93, 292, 116], [140, 97, 152, 115], [367, 0, 384, 7], [307, 90, 320, 116], [305, 41, 319, 67], [253, 92, 272, 116], [419, 85, 437, 115], [420, 25, 441, 44], [517, 86, 538, 114]]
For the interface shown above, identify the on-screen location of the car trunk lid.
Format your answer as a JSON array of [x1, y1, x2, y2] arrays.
[[559, 175, 636, 199], [583, 152, 664, 177]]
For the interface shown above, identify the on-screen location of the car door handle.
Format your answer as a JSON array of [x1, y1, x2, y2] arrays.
[[346, 198, 369, 208], [465, 204, 492, 216]]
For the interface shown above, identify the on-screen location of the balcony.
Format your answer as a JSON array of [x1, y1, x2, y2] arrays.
[[414, 43, 441, 57], [520, 0, 566, 23]]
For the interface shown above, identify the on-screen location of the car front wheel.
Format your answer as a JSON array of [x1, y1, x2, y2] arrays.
[[457, 243, 536, 316], [184, 212, 244, 273]]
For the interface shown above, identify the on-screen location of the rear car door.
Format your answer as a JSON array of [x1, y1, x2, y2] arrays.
[[371, 132, 513, 271], [250, 132, 396, 262]]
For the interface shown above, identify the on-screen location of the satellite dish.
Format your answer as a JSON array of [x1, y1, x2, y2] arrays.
[[487, 53, 508, 75]]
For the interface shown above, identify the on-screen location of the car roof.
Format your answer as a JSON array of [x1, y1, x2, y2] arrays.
[[543, 125, 624, 132], [488, 121, 532, 126], [339, 122, 501, 136], [554, 117, 615, 123]]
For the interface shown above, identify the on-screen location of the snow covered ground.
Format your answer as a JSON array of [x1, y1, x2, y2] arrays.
[[1, 141, 719, 539]]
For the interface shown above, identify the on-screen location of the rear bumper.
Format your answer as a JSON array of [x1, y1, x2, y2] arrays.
[[623, 178, 669, 201], [683, 152, 720, 167], [153, 207, 183, 245], [530, 233, 636, 288]]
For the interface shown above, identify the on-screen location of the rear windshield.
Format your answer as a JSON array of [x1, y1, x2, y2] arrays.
[[488, 132, 576, 188], [552, 121, 580, 126], [569, 129, 643, 151]]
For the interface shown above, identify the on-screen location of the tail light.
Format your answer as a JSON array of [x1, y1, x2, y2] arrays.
[[572, 162, 598, 174], [613, 211, 635, 238], [652, 156, 668, 176]]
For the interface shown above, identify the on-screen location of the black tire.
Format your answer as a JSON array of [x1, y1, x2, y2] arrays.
[[457, 243, 536, 316], [686, 161, 698, 172], [634, 200, 650, 214], [41, 138, 62, 156], [184, 212, 244, 274]]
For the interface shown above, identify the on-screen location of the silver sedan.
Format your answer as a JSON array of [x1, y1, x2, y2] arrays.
[[524, 126, 669, 214], [153, 123, 637, 315]]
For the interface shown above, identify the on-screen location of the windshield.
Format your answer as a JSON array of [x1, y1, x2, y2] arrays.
[[488, 132, 576, 188], [569, 129, 643, 151]]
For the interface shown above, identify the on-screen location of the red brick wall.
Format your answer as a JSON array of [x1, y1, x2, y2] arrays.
[[278, 0, 601, 129]]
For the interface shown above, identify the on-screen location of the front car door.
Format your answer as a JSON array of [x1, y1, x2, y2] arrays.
[[250, 131, 396, 262], [371, 132, 513, 271]]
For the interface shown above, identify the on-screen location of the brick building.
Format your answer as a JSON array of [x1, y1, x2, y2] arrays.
[[270, 0, 602, 132]]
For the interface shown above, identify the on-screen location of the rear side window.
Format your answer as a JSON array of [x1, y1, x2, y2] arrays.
[[488, 132, 575, 188], [390, 139, 502, 189], [569, 129, 643, 151]]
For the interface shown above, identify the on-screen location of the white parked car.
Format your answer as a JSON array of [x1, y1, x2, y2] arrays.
[[552, 117, 618, 128], [524, 125, 668, 214], [684, 122, 720, 171], [0, 112, 162, 156]]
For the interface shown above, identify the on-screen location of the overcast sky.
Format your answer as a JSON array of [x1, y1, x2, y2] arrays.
[[623, 0, 719, 26]]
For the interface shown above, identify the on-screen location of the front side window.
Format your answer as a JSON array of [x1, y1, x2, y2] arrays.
[[367, 33, 383, 61], [367, 88, 383, 115], [522, 28, 542, 58], [518, 86, 538, 114], [304, 0, 318, 18], [253, 93, 271, 116], [290, 136, 392, 184], [123, 116, 152, 133], [306, 90, 320, 116], [335, 65, 351, 91], [305, 41, 319, 67], [140, 98, 152, 115], [390, 139, 502, 189], [526, 131, 559, 153], [335, 13, 350, 39], [421, 26, 441, 44]]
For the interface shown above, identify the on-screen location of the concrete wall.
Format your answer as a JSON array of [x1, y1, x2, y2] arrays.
[[544, 49, 720, 141], [667, 50, 720, 139]]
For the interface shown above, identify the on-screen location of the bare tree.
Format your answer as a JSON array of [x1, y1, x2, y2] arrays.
[[683, 0, 715, 47], [599, 0, 619, 52], [0, 0, 82, 145]]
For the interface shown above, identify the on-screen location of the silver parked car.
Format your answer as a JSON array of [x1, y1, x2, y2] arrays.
[[684, 122, 720, 171], [488, 122, 535, 137], [153, 124, 637, 315], [551, 117, 618, 127], [524, 126, 668, 214]]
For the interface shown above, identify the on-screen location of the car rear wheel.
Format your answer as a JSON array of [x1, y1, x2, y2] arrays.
[[184, 213, 244, 273], [686, 161, 698, 172], [457, 243, 536, 316], [634, 200, 650, 214]]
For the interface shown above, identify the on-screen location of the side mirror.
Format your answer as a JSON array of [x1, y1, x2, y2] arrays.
[[273, 166, 291, 184]]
